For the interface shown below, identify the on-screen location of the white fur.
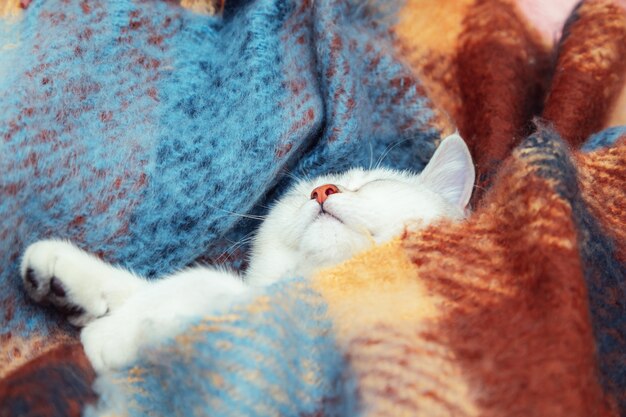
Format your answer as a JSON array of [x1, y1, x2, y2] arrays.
[[81, 268, 249, 370], [21, 134, 474, 372]]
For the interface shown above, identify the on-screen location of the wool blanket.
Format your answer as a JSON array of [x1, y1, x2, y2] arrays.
[[1, 0, 625, 416]]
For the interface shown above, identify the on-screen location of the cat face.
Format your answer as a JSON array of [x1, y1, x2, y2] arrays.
[[245, 134, 475, 285]]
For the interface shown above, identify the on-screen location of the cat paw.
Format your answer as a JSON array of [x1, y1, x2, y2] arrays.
[[21, 240, 109, 327], [81, 313, 140, 372]]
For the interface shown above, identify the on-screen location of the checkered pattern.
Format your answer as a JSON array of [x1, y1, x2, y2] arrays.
[[1, 1, 625, 416]]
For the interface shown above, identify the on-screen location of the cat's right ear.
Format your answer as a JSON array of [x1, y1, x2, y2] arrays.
[[419, 134, 475, 209]]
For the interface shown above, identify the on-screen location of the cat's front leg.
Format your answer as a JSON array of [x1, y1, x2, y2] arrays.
[[80, 267, 251, 371], [80, 308, 142, 372], [21, 239, 147, 327]]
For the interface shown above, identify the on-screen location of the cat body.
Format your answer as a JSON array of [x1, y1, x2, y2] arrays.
[[21, 134, 475, 372]]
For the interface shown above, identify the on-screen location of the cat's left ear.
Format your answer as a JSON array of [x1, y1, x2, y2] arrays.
[[419, 134, 475, 209]]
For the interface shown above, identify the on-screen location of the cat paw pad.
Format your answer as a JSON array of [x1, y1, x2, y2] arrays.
[[21, 240, 108, 326]]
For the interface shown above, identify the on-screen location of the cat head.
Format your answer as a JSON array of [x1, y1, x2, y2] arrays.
[[246, 134, 475, 285]]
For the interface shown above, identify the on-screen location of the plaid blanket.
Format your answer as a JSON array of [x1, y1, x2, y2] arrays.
[[1, 0, 625, 416]]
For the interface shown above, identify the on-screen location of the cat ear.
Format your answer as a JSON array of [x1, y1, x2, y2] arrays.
[[419, 134, 475, 209]]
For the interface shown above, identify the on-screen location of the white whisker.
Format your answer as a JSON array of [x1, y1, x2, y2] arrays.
[[375, 138, 413, 169], [205, 202, 267, 221], [217, 233, 256, 261], [283, 171, 303, 183]]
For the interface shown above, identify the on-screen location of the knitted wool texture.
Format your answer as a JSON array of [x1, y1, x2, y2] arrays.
[[1, 0, 625, 416], [0, 0, 440, 378]]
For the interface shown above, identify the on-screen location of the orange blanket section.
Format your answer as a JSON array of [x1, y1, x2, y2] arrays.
[[312, 136, 626, 417], [393, 0, 626, 202]]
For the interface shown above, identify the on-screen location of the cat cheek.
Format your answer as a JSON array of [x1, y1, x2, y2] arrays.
[[291, 205, 319, 238]]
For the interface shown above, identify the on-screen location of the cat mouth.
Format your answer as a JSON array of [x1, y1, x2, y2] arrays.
[[315, 208, 343, 224]]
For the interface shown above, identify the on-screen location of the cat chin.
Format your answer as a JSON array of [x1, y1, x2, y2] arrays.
[[299, 220, 372, 267]]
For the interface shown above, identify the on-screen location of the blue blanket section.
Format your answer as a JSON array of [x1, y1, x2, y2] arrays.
[[88, 279, 352, 417], [0, 0, 439, 350]]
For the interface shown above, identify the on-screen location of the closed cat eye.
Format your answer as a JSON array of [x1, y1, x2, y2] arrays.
[[354, 178, 393, 191]]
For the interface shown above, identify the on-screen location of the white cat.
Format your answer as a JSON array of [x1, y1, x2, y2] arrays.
[[21, 134, 474, 372]]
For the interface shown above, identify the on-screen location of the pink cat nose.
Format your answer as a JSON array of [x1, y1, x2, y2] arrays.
[[311, 184, 340, 204]]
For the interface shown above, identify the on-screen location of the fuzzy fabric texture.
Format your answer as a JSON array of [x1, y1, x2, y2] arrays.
[[1, 0, 625, 416], [0, 0, 440, 381]]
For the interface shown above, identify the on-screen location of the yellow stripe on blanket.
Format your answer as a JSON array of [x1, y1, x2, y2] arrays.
[[311, 238, 439, 334], [0, 0, 24, 19], [311, 239, 478, 417], [180, 0, 224, 15]]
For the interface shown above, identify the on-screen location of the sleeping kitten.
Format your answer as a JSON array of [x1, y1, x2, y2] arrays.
[[21, 134, 474, 372]]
